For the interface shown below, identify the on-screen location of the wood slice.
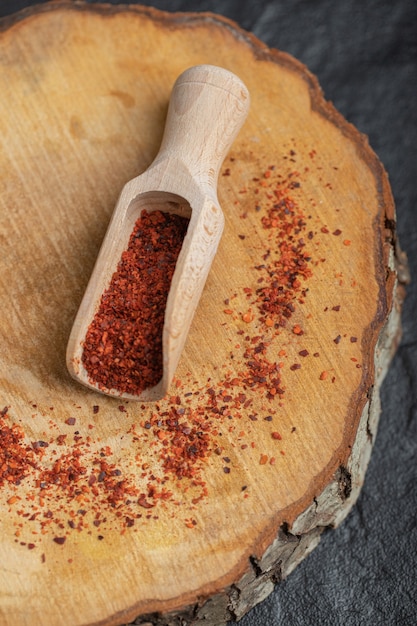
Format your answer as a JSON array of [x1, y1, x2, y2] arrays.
[[0, 3, 408, 626]]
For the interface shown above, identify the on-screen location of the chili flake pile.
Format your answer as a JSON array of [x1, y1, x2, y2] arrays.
[[0, 406, 37, 488], [82, 210, 189, 395]]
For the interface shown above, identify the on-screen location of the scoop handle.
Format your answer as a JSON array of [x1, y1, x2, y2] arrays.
[[152, 65, 250, 188]]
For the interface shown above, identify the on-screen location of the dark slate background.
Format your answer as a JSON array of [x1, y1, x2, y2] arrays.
[[1, 1, 416, 625]]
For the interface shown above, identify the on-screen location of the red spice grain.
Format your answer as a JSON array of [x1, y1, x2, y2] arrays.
[[53, 537, 66, 545], [0, 408, 37, 487], [82, 210, 189, 396], [242, 310, 254, 323]]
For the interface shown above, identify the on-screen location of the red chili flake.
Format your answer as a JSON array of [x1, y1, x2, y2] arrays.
[[65, 417, 76, 426], [334, 335, 342, 344], [32, 440, 49, 451], [0, 410, 38, 487], [299, 349, 309, 357], [184, 518, 197, 529], [319, 371, 328, 380], [53, 537, 66, 545], [332, 229, 342, 236], [332, 305, 341, 311], [292, 325, 303, 335], [259, 454, 268, 465], [271, 432, 282, 440], [343, 239, 351, 246], [92, 405, 99, 414], [242, 310, 254, 323], [290, 363, 301, 371], [350, 336, 358, 343], [137, 494, 154, 509], [82, 210, 189, 396]]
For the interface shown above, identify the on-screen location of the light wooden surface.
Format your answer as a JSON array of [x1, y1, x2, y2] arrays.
[[67, 64, 250, 401], [0, 3, 404, 626]]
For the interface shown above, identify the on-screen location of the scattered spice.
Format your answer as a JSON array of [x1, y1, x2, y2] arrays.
[[82, 210, 189, 395], [0, 408, 37, 487], [1, 147, 356, 551]]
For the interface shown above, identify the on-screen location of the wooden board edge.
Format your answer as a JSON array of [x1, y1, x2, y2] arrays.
[[121, 270, 406, 626]]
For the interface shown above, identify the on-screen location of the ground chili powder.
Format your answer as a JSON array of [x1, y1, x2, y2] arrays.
[[82, 210, 189, 396]]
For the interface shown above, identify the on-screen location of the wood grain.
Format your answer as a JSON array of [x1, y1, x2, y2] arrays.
[[0, 3, 406, 625]]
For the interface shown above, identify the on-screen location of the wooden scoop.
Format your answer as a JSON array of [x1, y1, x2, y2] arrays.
[[66, 64, 250, 401]]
